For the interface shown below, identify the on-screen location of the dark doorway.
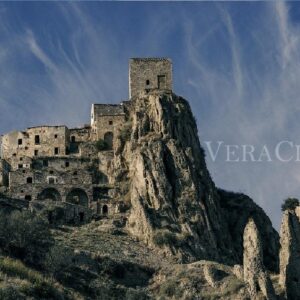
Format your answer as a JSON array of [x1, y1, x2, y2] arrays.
[[35, 135, 40, 144], [79, 212, 84, 222], [104, 132, 113, 150], [71, 136, 76, 142], [157, 75, 166, 89], [103, 205, 108, 215]]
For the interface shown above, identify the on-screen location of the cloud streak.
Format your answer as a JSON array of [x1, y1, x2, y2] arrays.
[[0, 2, 300, 228]]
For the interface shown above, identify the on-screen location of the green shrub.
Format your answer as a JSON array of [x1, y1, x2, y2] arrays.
[[0, 210, 54, 267], [118, 123, 132, 143], [95, 139, 109, 151], [153, 230, 177, 246], [0, 257, 44, 282], [158, 280, 182, 299], [44, 244, 73, 278], [0, 256, 67, 299], [281, 197, 300, 211], [0, 284, 24, 300]]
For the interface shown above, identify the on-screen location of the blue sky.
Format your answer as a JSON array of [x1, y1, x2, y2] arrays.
[[1, 2, 300, 229]]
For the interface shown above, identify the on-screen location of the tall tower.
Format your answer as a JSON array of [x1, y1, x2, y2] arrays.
[[129, 58, 172, 98]]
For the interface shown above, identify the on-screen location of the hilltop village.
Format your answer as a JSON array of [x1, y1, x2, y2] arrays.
[[0, 58, 299, 299], [0, 58, 172, 223]]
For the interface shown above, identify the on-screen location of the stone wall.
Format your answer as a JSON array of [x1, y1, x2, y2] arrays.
[[91, 104, 126, 147], [129, 58, 172, 98], [2, 126, 69, 159], [69, 127, 91, 143], [32, 157, 95, 173]]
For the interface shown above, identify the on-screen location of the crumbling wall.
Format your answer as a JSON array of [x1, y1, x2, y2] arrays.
[[69, 127, 91, 143], [2, 126, 69, 159], [91, 104, 126, 148]]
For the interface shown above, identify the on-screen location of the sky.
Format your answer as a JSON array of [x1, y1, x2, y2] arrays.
[[0, 1, 300, 229]]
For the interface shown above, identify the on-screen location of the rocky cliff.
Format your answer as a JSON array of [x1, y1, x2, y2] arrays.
[[113, 91, 234, 263], [279, 208, 300, 299], [218, 189, 279, 272], [112, 91, 278, 266], [243, 218, 276, 299]]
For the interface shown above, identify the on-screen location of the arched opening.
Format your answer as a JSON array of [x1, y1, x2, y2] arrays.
[[71, 136, 76, 143], [66, 188, 88, 207], [37, 188, 61, 202], [103, 205, 108, 215], [104, 132, 113, 150]]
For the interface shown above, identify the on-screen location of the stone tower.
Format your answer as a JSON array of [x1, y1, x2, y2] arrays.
[[129, 58, 172, 98]]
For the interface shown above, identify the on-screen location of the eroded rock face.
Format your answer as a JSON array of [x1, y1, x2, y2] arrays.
[[114, 91, 235, 263], [219, 189, 279, 272], [279, 209, 300, 299], [243, 218, 276, 300]]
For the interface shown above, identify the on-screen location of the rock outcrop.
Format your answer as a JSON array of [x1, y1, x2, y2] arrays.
[[113, 91, 236, 263], [279, 208, 300, 300], [219, 189, 279, 272], [243, 218, 276, 299]]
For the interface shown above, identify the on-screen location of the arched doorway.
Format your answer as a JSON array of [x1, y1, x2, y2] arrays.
[[102, 204, 108, 215], [66, 188, 89, 207], [37, 188, 61, 202], [104, 132, 113, 150]]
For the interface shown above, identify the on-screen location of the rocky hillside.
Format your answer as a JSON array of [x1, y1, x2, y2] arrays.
[[0, 90, 287, 299], [0, 219, 283, 300], [112, 91, 278, 268], [113, 91, 236, 263], [218, 189, 279, 272]]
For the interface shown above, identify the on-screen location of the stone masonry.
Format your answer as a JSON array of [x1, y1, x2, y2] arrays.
[[129, 58, 172, 98], [0, 58, 173, 224]]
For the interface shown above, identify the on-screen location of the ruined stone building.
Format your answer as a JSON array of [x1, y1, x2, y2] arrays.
[[0, 58, 172, 224]]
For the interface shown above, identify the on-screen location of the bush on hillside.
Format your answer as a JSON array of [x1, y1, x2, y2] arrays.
[[118, 123, 132, 143], [44, 244, 73, 278], [153, 230, 177, 246], [95, 139, 109, 151], [281, 197, 300, 211], [0, 210, 54, 267]]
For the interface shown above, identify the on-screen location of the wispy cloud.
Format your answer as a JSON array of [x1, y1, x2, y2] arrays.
[[25, 30, 57, 72], [0, 2, 300, 228], [182, 2, 300, 228]]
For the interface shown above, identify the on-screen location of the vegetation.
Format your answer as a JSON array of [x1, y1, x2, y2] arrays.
[[95, 139, 109, 151], [118, 122, 132, 142], [0, 210, 54, 267], [0, 256, 70, 299], [43, 244, 73, 278], [281, 197, 300, 211], [153, 229, 191, 248], [153, 229, 177, 246], [158, 279, 183, 299]]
